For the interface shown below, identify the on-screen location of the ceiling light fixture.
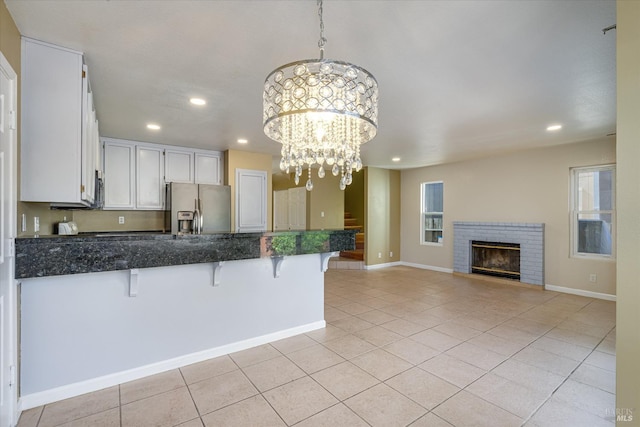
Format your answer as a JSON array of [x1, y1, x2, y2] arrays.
[[237, 138, 248, 144], [146, 123, 161, 130], [546, 124, 562, 131], [262, 0, 378, 191], [392, 157, 401, 162], [190, 98, 206, 106]]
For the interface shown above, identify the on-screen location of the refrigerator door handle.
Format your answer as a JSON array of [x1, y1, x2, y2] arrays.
[[198, 198, 204, 233]]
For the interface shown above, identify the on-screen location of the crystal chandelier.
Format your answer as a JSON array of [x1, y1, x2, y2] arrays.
[[263, 0, 378, 191]]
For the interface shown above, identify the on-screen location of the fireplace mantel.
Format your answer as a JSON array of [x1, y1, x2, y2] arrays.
[[453, 222, 545, 286]]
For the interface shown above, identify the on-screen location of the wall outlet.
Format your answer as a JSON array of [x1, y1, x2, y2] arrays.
[[118, 216, 125, 225], [320, 211, 325, 218], [390, 251, 393, 258], [589, 274, 597, 283], [378, 252, 382, 259], [21, 214, 26, 232]]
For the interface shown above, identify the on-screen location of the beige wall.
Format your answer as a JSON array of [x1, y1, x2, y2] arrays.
[[365, 167, 401, 266], [616, 0, 640, 418], [0, 1, 20, 71], [307, 174, 344, 230], [272, 171, 344, 230], [401, 138, 616, 295], [224, 149, 273, 232]]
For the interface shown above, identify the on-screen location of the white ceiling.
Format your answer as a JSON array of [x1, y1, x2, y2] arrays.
[[5, 0, 616, 170]]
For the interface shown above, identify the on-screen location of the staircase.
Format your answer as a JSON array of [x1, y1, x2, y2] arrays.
[[340, 212, 365, 261]]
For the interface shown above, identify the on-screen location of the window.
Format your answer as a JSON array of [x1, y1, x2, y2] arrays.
[[570, 165, 615, 258], [421, 181, 443, 245]]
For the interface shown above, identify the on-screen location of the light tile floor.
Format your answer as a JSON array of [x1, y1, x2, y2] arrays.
[[17, 266, 616, 426]]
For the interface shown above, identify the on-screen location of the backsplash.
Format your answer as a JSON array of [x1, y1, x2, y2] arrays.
[[17, 202, 165, 236]]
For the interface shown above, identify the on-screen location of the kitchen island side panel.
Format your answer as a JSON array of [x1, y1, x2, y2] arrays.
[[20, 254, 324, 398]]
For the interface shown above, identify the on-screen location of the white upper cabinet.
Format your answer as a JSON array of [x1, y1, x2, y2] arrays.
[[194, 152, 221, 185], [103, 139, 134, 209], [20, 38, 100, 207], [164, 149, 194, 183], [136, 145, 164, 210], [103, 138, 222, 210]]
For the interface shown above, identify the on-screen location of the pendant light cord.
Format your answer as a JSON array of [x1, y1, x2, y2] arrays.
[[317, 0, 327, 59]]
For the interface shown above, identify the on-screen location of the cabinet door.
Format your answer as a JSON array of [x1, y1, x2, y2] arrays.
[[103, 141, 134, 209], [136, 146, 164, 209], [194, 152, 220, 185], [20, 38, 84, 204], [81, 76, 96, 205], [165, 149, 194, 183]]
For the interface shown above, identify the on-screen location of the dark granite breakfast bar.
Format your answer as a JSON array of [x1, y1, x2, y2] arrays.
[[15, 229, 356, 279]]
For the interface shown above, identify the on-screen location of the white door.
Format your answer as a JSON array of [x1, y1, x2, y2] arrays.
[[273, 190, 289, 231], [288, 187, 307, 231], [0, 52, 18, 427], [235, 169, 266, 232]]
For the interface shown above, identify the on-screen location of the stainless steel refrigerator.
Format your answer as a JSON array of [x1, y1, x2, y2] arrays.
[[166, 183, 231, 234]]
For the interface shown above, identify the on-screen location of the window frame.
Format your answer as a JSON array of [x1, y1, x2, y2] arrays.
[[420, 180, 444, 246], [570, 164, 616, 260]]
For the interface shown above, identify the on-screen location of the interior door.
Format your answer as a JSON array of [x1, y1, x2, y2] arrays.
[[235, 169, 266, 233], [0, 52, 18, 427], [288, 187, 307, 231], [273, 190, 289, 231]]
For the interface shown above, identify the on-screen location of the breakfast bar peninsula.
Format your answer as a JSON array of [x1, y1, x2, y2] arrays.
[[15, 230, 356, 408]]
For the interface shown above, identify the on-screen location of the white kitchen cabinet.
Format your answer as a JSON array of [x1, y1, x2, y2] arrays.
[[136, 145, 164, 210], [103, 138, 222, 210], [103, 140, 135, 209], [165, 149, 194, 183], [194, 151, 221, 185], [20, 38, 100, 207]]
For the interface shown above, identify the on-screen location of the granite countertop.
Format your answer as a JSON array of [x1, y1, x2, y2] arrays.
[[15, 230, 356, 279]]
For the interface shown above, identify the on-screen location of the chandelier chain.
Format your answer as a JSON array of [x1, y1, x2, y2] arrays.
[[263, 0, 378, 191], [317, 0, 327, 58]]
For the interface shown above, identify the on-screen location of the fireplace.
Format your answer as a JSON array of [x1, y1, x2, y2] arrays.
[[471, 241, 521, 280], [453, 222, 544, 286]]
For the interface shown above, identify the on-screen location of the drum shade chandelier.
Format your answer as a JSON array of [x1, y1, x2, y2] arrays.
[[263, 0, 378, 190]]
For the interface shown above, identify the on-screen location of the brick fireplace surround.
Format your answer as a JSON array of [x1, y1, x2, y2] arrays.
[[453, 222, 545, 286]]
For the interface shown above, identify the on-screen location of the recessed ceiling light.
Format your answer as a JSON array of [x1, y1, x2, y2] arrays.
[[237, 139, 248, 144], [392, 157, 401, 162], [546, 124, 562, 131], [146, 123, 161, 130], [190, 98, 206, 106]]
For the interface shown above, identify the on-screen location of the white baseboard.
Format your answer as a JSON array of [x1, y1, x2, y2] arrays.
[[19, 320, 325, 411], [398, 261, 454, 274], [545, 284, 616, 301], [364, 261, 402, 270]]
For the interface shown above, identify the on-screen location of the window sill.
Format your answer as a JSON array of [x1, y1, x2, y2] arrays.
[[571, 253, 616, 262]]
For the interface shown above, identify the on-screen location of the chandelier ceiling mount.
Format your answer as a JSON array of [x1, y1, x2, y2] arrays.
[[262, 0, 379, 190]]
